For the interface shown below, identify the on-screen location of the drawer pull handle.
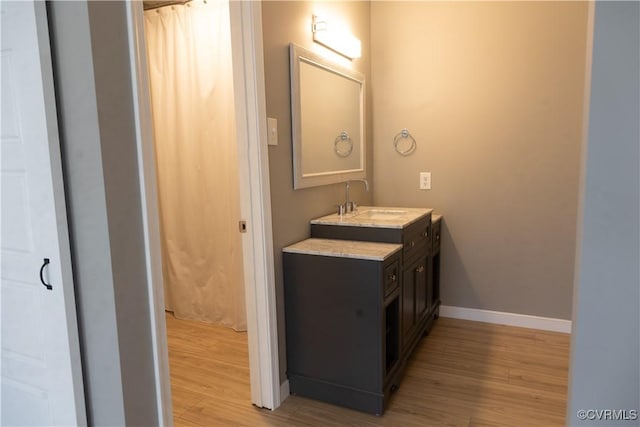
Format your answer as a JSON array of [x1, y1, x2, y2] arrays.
[[436, 234, 440, 241], [409, 241, 415, 248], [416, 265, 424, 273]]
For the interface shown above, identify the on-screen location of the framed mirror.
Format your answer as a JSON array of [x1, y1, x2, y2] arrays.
[[289, 44, 366, 189]]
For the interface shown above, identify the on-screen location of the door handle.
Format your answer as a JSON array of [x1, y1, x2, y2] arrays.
[[39, 258, 52, 290]]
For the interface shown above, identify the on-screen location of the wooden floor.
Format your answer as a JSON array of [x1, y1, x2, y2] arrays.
[[166, 313, 570, 427]]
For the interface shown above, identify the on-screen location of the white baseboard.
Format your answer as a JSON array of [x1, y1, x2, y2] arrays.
[[279, 380, 290, 404], [439, 305, 572, 334]]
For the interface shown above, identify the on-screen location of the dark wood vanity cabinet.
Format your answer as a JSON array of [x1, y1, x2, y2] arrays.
[[283, 246, 403, 415], [310, 214, 438, 356], [283, 211, 443, 415]]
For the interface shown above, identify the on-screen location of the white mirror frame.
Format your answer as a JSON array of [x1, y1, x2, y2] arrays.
[[290, 44, 366, 189]]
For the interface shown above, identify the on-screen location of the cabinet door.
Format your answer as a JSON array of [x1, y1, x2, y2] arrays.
[[402, 255, 430, 349], [401, 262, 417, 346], [414, 256, 429, 322]]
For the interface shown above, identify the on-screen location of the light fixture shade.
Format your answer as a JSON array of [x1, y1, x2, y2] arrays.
[[312, 15, 362, 60]]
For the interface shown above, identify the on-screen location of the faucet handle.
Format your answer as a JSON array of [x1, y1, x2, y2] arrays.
[[349, 201, 358, 212], [336, 204, 346, 216]]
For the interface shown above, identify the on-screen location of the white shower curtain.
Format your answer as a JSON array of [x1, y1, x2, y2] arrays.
[[144, 0, 246, 330]]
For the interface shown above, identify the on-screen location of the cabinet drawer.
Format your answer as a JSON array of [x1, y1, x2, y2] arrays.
[[384, 260, 400, 297], [403, 217, 431, 261]]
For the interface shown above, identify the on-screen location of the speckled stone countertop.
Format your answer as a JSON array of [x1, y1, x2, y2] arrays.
[[283, 238, 402, 261], [310, 206, 433, 229]]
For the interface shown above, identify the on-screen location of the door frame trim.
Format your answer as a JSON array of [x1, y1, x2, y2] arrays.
[[125, 3, 173, 424], [125, 1, 281, 423], [227, 0, 282, 410]]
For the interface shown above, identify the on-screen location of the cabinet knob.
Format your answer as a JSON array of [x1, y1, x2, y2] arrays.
[[416, 265, 424, 273], [409, 241, 415, 248], [436, 234, 440, 241], [388, 274, 397, 282], [423, 230, 429, 238]]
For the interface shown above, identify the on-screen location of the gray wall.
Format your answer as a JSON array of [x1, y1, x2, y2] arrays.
[[48, 2, 158, 425], [261, 1, 372, 381], [568, 2, 640, 424], [370, 1, 589, 320]]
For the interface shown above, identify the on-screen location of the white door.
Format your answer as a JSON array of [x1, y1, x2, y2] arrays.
[[1, 1, 86, 425]]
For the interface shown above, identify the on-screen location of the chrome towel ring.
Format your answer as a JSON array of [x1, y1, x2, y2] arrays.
[[394, 128, 416, 156], [334, 131, 353, 157]]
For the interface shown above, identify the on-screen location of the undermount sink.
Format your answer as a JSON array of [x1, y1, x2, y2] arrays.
[[310, 206, 432, 229], [355, 209, 408, 220]]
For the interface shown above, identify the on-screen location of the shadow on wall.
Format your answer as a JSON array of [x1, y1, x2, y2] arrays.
[[440, 220, 481, 310]]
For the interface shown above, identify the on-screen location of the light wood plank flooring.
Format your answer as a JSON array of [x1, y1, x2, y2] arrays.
[[166, 313, 570, 426]]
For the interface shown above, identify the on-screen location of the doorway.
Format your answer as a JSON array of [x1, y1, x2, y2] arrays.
[[143, 0, 246, 330], [126, 1, 281, 423], [142, 1, 248, 421]]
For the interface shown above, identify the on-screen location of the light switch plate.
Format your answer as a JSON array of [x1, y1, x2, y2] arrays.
[[420, 172, 431, 190], [267, 117, 278, 146]]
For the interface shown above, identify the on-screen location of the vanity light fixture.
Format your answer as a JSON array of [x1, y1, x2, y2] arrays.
[[312, 14, 362, 60]]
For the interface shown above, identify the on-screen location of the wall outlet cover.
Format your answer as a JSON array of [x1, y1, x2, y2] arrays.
[[420, 172, 431, 190]]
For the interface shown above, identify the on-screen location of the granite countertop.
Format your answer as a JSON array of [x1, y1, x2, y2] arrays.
[[310, 206, 433, 229], [283, 238, 403, 261]]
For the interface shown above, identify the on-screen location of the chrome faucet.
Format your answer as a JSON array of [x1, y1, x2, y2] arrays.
[[343, 179, 369, 214]]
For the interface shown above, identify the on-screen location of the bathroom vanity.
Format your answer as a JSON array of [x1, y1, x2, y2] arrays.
[[283, 207, 442, 415], [310, 207, 438, 356], [283, 239, 403, 415]]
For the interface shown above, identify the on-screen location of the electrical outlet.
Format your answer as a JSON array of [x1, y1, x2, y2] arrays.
[[420, 172, 431, 190], [267, 117, 278, 146]]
